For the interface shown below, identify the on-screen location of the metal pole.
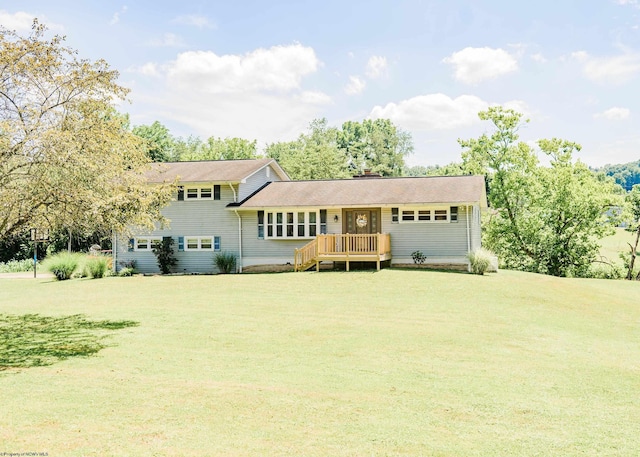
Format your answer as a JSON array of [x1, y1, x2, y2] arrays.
[[33, 238, 37, 279]]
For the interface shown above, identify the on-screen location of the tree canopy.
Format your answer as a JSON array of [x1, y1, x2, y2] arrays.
[[460, 107, 620, 277], [0, 22, 173, 239]]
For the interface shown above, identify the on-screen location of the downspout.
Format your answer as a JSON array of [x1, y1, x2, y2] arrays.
[[466, 205, 471, 272], [228, 183, 243, 273]]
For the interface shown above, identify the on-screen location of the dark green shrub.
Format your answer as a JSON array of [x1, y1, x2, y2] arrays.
[[214, 251, 236, 274], [153, 237, 177, 274], [411, 250, 426, 264]]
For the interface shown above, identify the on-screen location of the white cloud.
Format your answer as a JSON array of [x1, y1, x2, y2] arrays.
[[129, 43, 327, 146], [594, 107, 631, 120], [172, 14, 215, 29], [531, 53, 547, 63], [443, 47, 518, 84], [109, 6, 128, 25], [365, 55, 388, 79], [0, 10, 63, 32], [147, 33, 187, 48], [344, 75, 366, 95], [130, 62, 160, 77], [369, 93, 490, 130], [572, 51, 640, 84], [297, 91, 332, 105], [167, 44, 320, 93]]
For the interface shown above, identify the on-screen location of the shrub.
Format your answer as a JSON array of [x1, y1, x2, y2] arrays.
[[84, 256, 110, 279], [468, 248, 494, 275], [411, 250, 426, 265], [43, 252, 84, 280], [0, 259, 34, 273], [118, 267, 135, 277], [153, 237, 177, 274], [214, 251, 237, 274]]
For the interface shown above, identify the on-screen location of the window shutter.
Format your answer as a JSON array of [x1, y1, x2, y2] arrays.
[[391, 208, 399, 223], [450, 206, 458, 222], [128, 239, 134, 252], [214, 185, 221, 200], [177, 186, 184, 201], [178, 236, 184, 251]]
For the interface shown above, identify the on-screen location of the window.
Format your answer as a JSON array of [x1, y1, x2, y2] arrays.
[[434, 209, 447, 221], [399, 208, 451, 223], [320, 209, 327, 234], [450, 206, 458, 222], [135, 237, 162, 251], [184, 237, 216, 251], [297, 212, 305, 237], [184, 186, 217, 200], [287, 212, 294, 237], [418, 210, 431, 221], [258, 211, 265, 239], [264, 210, 324, 239]]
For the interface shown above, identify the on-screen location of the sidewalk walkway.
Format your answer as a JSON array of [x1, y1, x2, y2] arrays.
[[0, 271, 54, 279]]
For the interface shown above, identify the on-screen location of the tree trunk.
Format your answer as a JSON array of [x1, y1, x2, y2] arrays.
[[628, 226, 640, 280]]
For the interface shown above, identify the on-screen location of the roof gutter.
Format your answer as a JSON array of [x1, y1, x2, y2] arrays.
[[228, 183, 242, 273]]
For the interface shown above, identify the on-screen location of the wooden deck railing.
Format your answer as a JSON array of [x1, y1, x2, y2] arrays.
[[295, 233, 391, 271]]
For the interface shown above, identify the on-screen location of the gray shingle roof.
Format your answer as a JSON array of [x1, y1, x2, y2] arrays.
[[235, 175, 487, 208], [145, 159, 288, 183]]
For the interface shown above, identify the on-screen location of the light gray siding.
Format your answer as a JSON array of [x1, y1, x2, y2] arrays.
[[239, 209, 342, 267], [239, 164, 283, 201], [117, 184, 240, 274], [383, 206, 474, 264]]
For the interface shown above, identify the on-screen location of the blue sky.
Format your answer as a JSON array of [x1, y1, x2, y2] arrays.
[[2, 1, 639, 167]]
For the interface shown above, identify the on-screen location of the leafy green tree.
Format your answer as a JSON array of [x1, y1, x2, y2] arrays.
[[179, 136, 259, 161], [337, 119, 413, 176], [132, 121, 177, 162], [405, 162, 465, 177], [0, 21, 173, 240], [598, 160, 640, 191], [266, 119, 350, 180], [621, 185, 640, 280], [460, 107, 620, 277]]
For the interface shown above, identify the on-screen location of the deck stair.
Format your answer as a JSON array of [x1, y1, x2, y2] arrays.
[[294, 233, 391, 272]]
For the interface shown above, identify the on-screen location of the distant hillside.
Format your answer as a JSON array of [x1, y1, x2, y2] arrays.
[[598, 159, 640, 191]]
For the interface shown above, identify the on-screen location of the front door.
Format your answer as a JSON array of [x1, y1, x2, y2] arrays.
[[343, 209, 380, 234]]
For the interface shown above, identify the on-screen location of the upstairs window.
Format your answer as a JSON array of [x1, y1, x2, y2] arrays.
[[184, 186, 220, 200]]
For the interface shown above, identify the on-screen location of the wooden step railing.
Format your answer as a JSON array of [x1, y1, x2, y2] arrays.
[[294, 233, 391, 271]]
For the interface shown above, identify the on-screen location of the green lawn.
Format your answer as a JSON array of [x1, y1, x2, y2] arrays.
[[1, 270, 639, 456], [598, 227, 637, 266]]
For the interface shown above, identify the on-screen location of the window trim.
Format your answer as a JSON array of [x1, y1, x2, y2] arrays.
[[134, 236, 162, 251], [398, 207, 452, 223], [183, 185, 221, 201], [264, 210, 324, 239], [183, 236, 216, 251]]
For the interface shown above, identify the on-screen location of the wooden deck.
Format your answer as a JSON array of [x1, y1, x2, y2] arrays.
[[294, 233, 392, 272]]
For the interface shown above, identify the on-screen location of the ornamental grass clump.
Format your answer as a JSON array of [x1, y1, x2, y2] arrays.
[[214, 251, 237, 274], [83, 255, 110, 279], [468, 248, 494, 275], [43, 252, 85, 280]]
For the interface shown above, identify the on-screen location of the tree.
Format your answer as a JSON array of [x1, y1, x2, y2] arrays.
[[622, 185, 640, 280], [337, 119, 413, 176], [178, 136, 259, 161], [266, 119, 350, 180], [132, 121, 177, 162], [0, 21, 173, 240], [459, 107, 620, 277]]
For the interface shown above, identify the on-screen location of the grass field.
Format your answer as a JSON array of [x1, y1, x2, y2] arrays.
[[1, 269, 639, 456]]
